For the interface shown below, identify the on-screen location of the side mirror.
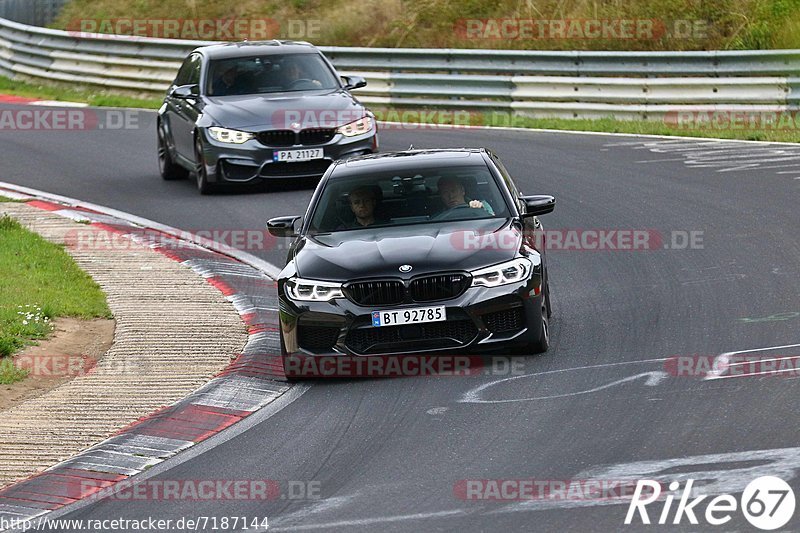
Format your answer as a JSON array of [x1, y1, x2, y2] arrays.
[[521, 195, 555, 217], [342, 75, 367, 90], [171, 84, 199, 99], [267, 215, 302, 237]]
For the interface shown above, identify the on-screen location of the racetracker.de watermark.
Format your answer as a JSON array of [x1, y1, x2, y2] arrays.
[[664, 355, 800, 378], [65, 18, 322, 40], [283, 355, 527, 378], [63, 228, 704, 254], [665, 110, 800, 131], [451, 229, 704, 252], [2, 354, 201, 378], [454, 18, 708, 40], [270, 109, 480, 130], [4, 354, 95, 377], [0, 109, 150, 131], [454, 479, 653, 501], [74, 479, 321, 501], [64, 227, 280, 253]]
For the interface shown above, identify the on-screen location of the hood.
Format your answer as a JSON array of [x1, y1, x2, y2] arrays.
[[202, 89, 367, 130], [294, 219, 522, 281]]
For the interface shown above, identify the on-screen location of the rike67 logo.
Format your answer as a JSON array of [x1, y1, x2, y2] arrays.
[[625, 476, 795, 530]]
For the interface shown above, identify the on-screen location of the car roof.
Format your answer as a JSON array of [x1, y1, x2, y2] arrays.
[[193, 41, 319, 60], [331, 149, 491, 176]]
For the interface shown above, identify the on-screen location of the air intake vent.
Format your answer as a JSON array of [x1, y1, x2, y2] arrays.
[[409, 273, 469, 302], [345, 280, 405, 306]]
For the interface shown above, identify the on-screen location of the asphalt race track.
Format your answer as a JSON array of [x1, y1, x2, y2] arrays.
[[2, 103, 800, 531]]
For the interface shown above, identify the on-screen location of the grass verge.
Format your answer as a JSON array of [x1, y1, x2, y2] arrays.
[[371, 107, 800, 143], [0, 213, 111, 384], [0, 76, 162, 109], [481, 113, 800, 143], [0, 358, 27, 384]]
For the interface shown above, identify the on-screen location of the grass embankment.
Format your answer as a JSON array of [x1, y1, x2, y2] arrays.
[[0, 211, 111, 384], [53, 0, 800, 50], [0, 76, 162, 109], [480, 112, 800, 143]]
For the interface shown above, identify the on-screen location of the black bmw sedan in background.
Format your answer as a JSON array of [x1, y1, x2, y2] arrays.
[[268, 149, 556, 378], [157, 41, 377, 194]]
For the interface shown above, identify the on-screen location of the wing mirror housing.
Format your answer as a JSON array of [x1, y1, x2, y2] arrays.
[[342, 75, 367, 90], [521, 195, 556, 217], [267, 215, 302, 237], [171, 84, 199, 98]]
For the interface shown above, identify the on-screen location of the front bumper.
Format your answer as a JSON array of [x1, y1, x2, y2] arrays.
[[198, 127, 378, 183], [278, 275, 544, 359]]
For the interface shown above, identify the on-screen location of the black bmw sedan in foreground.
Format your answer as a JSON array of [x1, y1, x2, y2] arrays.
[[268, 149, 555, 378], [157, 41, 377, 194]]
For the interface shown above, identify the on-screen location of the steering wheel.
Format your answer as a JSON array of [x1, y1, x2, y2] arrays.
[[287, 78, 317, 90], [432, 204, 483, 220]]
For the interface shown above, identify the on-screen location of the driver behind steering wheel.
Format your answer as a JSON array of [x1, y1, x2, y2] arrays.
[[281, 57, 322, 90], [436, 176, 494, 216]]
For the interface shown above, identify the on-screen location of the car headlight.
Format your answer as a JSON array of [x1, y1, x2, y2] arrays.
[[337, 116, 373, 137], [285, 277, 344, 301], [208, 127, 254, 144], [470, 258, 532, 288]]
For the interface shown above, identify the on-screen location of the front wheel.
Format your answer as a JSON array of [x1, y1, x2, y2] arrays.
[[158, 125, 187, 181], [529, 288, 550, 354], [194, 137, 218, 195], [544, 271, 552, 319]]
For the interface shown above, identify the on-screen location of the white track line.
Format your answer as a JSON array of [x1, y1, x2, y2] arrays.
[[705, 343, 800, 380], [460, 357, 669, 404]]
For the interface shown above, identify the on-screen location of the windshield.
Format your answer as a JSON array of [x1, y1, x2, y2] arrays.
[[308, 164, 510, 234], [206, 53, 340, 96]]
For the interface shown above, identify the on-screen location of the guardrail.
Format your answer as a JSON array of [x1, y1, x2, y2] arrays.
[[2, 15, 800, 119]]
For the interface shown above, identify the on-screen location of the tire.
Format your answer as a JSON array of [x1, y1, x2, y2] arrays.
[[529, 287, 550, 354], [157, 124, 188, 181], [194, 137, 218, 195], [544, 273, 552, 319]]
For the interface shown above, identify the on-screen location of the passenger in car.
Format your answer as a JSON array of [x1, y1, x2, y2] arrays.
[[339, 185, 385, 229], [436, 176, 494, 215]]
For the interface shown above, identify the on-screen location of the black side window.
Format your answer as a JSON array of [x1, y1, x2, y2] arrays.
[[173, 56, 193, 86], [187, 54, 202, 86], [492, 155, 524, 213], [173, 54, 202, 87]]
